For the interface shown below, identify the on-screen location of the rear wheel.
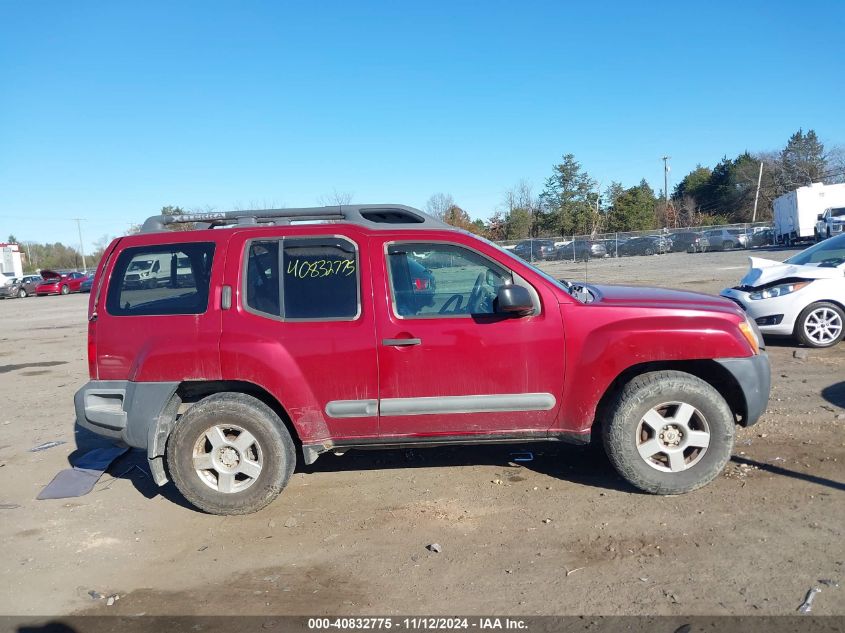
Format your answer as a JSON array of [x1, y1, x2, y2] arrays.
[[60, 285, 69, 295], [795, 302, 844, 348], [166, 393, 296, 515], [602, 371, 735, 495]]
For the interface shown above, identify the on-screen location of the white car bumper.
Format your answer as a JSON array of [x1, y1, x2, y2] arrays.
[[720, 287, 804, 336]]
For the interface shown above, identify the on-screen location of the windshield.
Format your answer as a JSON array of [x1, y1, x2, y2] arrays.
[[127, 260, 154, 271], [785, 233, 845, 267], [831, 207, 845, 218]]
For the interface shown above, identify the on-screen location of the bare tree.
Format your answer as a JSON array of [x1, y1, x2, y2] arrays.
[[424, 193, 455, 220], [502, 180, 536, 214], [318, 190, 354, 207]]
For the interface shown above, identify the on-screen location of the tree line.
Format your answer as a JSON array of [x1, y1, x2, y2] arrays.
[[426, 128, 844, 240]]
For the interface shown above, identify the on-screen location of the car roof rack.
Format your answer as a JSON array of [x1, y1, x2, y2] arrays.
[[139, 204, 450, 233]]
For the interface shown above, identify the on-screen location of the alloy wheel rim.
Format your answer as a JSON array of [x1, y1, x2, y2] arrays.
[[804, 308, 843, 345], [193, 423, 263, 493], [635, 402, 710, 473]]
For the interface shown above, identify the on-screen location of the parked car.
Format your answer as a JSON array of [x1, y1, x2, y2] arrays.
[[721, 233, 845, 348], [705, 229, 748, 251], [35, 270, 89, 296], [750, 229, 775, 248], [669, 231, 709, 253], [555, 240, 607, 261], [617, 235, 668, 256], [0, 274, 41, 298], [595, 237, 629, 257], [511, 239, 557, 262], [75, 204, 770, 514], [80, 277, 94, 293]]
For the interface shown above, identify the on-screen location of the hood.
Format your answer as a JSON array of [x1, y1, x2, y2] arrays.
[[739, 257, 842, 288], [39, 270, 62, 281], [587, 284, 740, 314]]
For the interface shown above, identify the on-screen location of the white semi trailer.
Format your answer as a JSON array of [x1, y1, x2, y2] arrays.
[[773, 182, 845, 246]]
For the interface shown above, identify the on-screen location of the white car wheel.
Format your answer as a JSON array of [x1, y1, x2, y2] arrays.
[[796, 302, 844, 348]]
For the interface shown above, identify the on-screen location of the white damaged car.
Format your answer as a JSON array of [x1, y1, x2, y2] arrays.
[[721, 233, 845, 348]]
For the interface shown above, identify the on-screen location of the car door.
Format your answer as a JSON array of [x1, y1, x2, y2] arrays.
[[371, 235, 566, 437], [220, 227, 380, 442], [67, 272, 84, 291]]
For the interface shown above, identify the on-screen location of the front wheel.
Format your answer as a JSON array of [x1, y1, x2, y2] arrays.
[[795, 302, 844, 348], [18, 288, 27, 298], [60, 285, 69, 295], [602, 371, 735, 495], [166, 393, 296, 514]]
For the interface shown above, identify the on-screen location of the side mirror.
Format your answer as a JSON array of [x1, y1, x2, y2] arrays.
[[818, 214, 823, 220], [496, 284, 534, 316]]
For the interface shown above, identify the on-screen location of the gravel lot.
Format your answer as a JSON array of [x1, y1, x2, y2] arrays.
[[0, 247, 842, 617]]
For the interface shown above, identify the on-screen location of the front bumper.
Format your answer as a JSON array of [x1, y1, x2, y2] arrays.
[[715, 353, 771, 427], [720, 287, 802, 336], [0, 287, 18, 298]]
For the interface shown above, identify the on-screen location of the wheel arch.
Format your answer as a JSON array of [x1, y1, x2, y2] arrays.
[[148, 379, 303, 485], [591, 360, 747, 435]]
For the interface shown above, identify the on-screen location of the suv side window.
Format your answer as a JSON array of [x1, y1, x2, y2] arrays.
[[244, 236, 359, 320], [106, 243, 215, 316], [387, 243, 511, 318]]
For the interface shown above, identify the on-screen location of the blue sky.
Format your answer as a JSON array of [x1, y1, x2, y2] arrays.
[[1, 0, 843, 249]]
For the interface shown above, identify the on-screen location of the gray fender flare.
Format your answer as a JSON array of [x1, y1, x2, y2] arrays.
[[146, 392, 182, 485]]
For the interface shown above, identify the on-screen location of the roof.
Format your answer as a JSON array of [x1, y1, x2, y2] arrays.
[[140, 204, 451, 233]]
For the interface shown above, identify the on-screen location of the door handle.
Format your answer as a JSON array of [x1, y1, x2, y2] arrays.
[[382, 338, 422, 347]]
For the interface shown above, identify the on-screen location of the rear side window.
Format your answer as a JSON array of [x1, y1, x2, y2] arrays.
[[245, 236, 359, 320], [106, 243, 215, 316]]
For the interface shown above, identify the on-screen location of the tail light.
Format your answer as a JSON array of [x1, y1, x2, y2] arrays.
[[87, 321, 98, 379], [413, 277, 432, 292]]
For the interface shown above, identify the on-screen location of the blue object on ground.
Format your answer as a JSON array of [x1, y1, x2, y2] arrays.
[[37, 445, 129, 500]]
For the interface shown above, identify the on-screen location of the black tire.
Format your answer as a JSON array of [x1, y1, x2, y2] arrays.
[[602, 370, 735, 495], [18, 288, 26, 298], [644, 247, 654, 256], [60, 285, 69, 295], [166, 392, 296, 515], [794, 301, 845, 349]]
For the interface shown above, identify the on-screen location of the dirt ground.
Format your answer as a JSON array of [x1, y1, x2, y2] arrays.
[[0, 246, 842, 617]]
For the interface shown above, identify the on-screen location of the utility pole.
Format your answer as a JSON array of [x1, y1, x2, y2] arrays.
[[73, 218, 87, 272], [752, 161, 764, 223], [661, 156, 671, 208]]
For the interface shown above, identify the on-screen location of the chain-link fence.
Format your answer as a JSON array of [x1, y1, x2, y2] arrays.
[[495, 222, 773, 263]]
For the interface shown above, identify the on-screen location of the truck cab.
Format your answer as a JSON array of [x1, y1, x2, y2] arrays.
[[816, 207, 845, 241]]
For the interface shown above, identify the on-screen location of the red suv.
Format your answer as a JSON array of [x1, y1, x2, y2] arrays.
[[75, 205, 770, 514]]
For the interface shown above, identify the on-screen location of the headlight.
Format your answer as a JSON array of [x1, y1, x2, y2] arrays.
[[748, 281, 811, 300]]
